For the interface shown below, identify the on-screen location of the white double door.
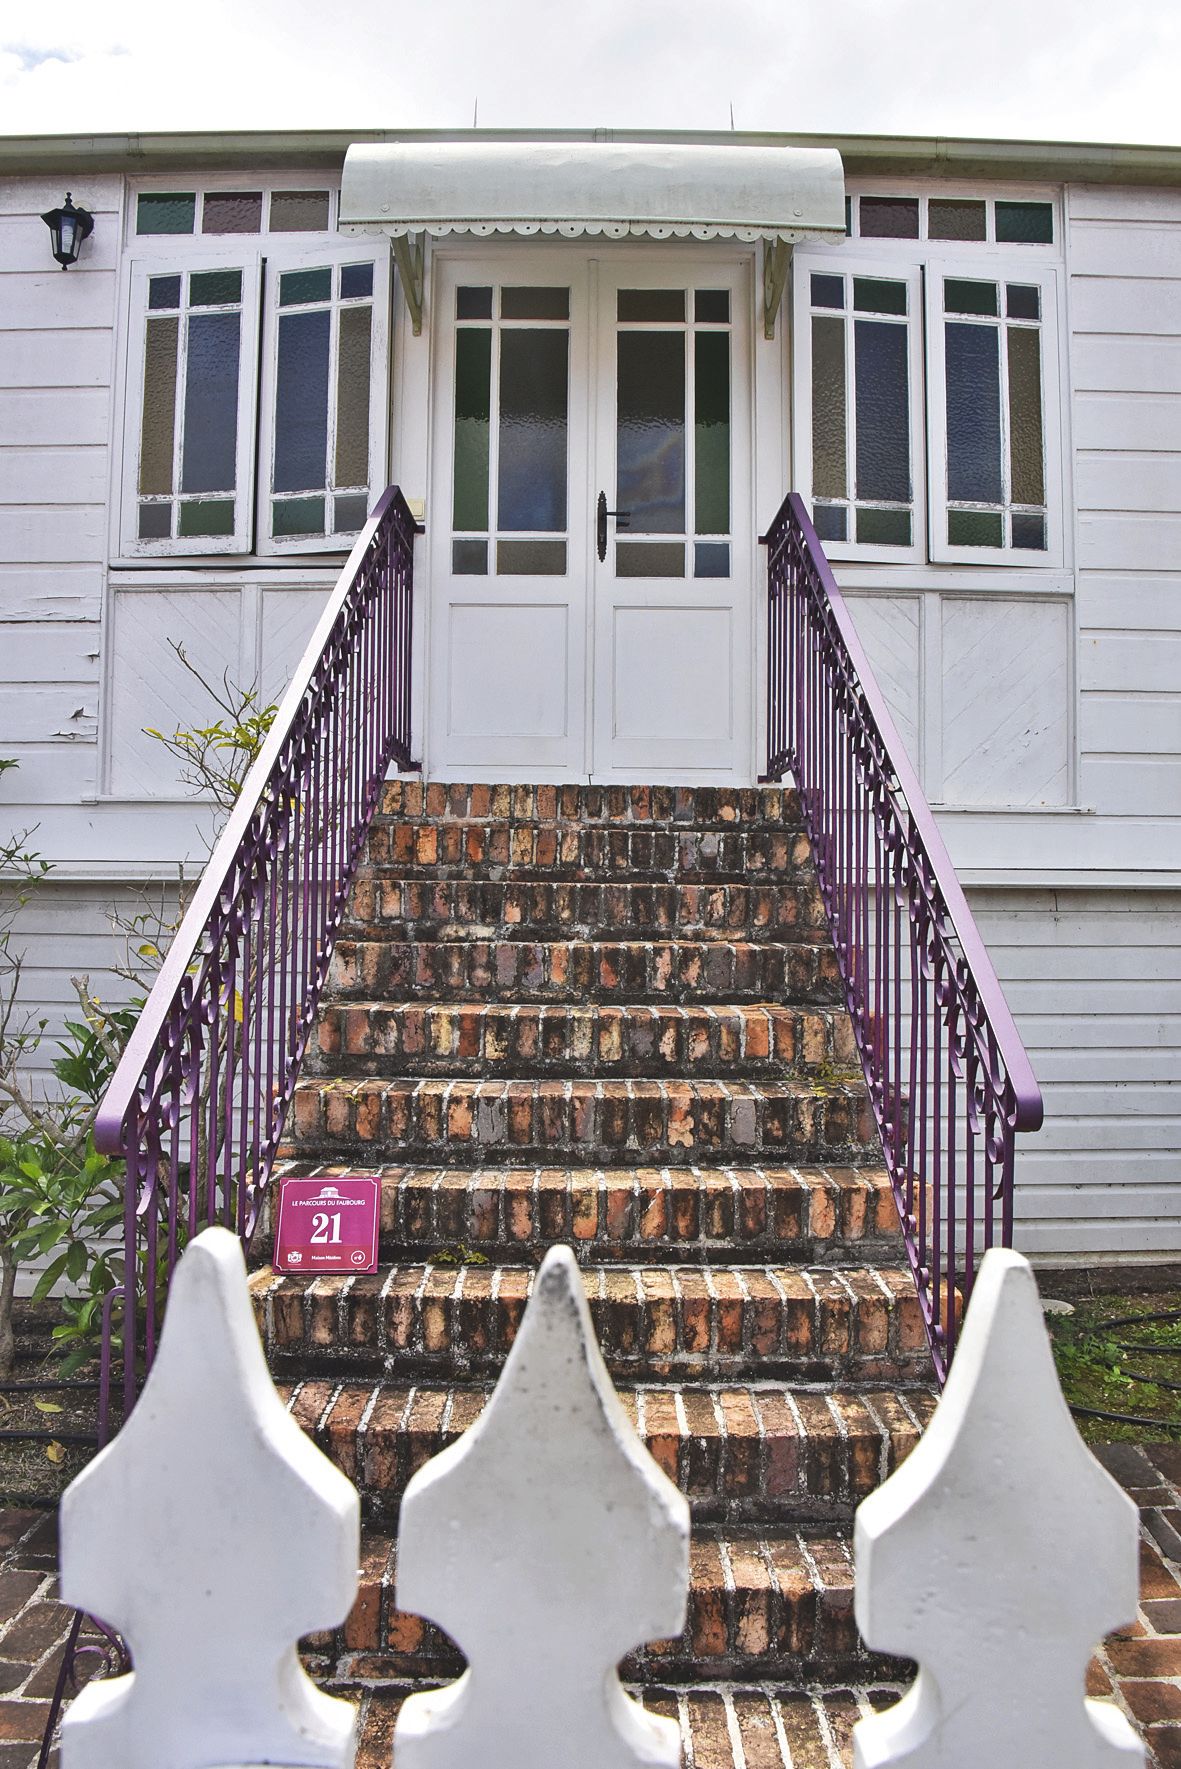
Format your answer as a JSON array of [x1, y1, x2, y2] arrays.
[[426, 250, 753, 783]]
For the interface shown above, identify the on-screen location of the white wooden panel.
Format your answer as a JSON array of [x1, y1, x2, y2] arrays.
[[0, 625, 100, 683], [983, 939, 1181, 982], [3, 685, 97, 744], [1010, 1014, 1179, 1050], [844, 594, 920, 760], [0, 329, 112, 389], [447, 602, 569, 741], [1004, 979, 1181, 1012], [0, 271, 118, 330], [1080, 755, 1181, 816], [107, 587, 243, 799], [0, 565, 103, 622], [611, 606, 732, 742], [1041, 1082, 1179, 1117], [1079, 694, 1181, 755], [0, 388, 112, 447], [940, 600, 1069, 807], [0, 447, 109, 505], [1068, 220, 1181, 278], [0, 505, 105, 564], [945, 809, 1181, 875], [1070, 276, 1181, 336], [1079, 511, 1181, 571], [1075, 451, 1181, 512], [0, 176, 123, 218], [1078, 629, 1181, 693], [0, 745, 101, 805], [258, 587, 329, 709], [1073, 392, 1181, 452], [1073, 335, 1181, 395], [1033, 1050, 1180, 1084], [1078, 575, 1181, 630], [1069, 186, 1181, 224]]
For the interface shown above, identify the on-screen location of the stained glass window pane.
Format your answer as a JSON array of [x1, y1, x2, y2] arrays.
[[334, 305, 372, 488], [695, 290, 730, 323], [617, 330, 684, 534], [333, 493, 369, 531], [855, 319, 910, 503], [694, 331, 730, 535], [202, 192, 262, 234], [811, 274, 844, 310], [138, 503, 171, 540], [859, 196, 919, 238], [269, 190, 331, 232], [811, 316, 847, 501], [137, 193, 195, 235], [944, 278, 999, 317], [340, 262, 374, 301], [457, 287, 493, 319], [190, 270, 242, 308], [618, 290, 685, 323], [496, 539, 567, 574], [272, 496, 325, 536], [1012, 512, 1047, 550], [452, 539, 488, 574], [139, 315, 178, 497], [501, 287, 569, 320], [948, 509, 1003, 547], [813, 504, 847, 543], [928, 199, 986, 240], [178, 499, 234, 537], [1007, 326, 1045, 507], [453, 328, 491, 532], [279, 268, 332, 307], [945, 321, 1002, 504], [856, 507, 911, 545], [273, 308, 330, 493], [694, 542, 730, 576], [497, 329, 569, 533], [996, 201, 1053, 244], [616, 541, 685, 577], [1006, 284, 1040, 321], [854, 278, 907, 316], [148, 275, 182, 311], [181, 312, 240, 494]]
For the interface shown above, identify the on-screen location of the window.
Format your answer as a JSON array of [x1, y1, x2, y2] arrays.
[[120, 227, 389, 558]]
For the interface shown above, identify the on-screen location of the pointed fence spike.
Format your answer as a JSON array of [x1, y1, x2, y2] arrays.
[[853, 1246, 1145, 1769], [394, 1243, 690, 1769], [60, 1227, 360, 1769]]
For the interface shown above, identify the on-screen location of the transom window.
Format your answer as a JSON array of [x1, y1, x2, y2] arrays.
[[842, 192, 1055, 246], [135, 187, 335, 236]]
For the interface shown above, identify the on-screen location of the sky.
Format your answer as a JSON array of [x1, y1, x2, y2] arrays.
[[2, 0, 1180, 146]]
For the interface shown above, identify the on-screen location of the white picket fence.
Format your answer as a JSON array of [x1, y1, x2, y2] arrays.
[[58, 1229, 1145, 1769]]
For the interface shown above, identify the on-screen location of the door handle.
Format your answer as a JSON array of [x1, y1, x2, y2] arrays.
[[596, 490, 631, 562]]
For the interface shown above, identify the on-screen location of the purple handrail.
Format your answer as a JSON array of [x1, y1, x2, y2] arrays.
[[95, 486, 420, 1413], [762, 493, 1043, 1384]]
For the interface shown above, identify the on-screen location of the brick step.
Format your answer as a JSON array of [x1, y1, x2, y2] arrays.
[[379, 779, 803, 829], [364, 821, 814, 882], [343, 875, 829, 943], [269, 1162, 900, 1263], [308, 1001, 858, 1081], [307, 1524, 903, 1685], [327, 938, 842, 1004], [251, 1260, 930, 1385], [318, 1685, 904, 1769], [282, 1377, 936, 1525], [289, 1075, 875, 1167]]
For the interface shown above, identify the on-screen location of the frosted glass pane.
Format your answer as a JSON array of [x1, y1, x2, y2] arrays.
[[334, 304, 372, 488], [618, 290, 685, 322], [929, 198, 986, 240], [272, 496, 325, 536], [859, 196, 919, 238], [340, 263, 374, 300], [945, 321, 1001, 504], [189, 270, 242, 308], [810, 273, 843, 310], [813, 504, 847, 542], [854, 279, 906, 316], [694, 331, 729, 535], [996, 201, 1053, 244], [856, 507, 910, 545], [148, 275, 181, 311], [616, 541, 685, 577], [1007, 326, 1045, 507], [1006, 284, 1040, 320], [498, 329, 568, 533], [280, 268, 331, 306], [269, 191, 331, 231], [948, 509, 1003, 547], [1012, 512, 1047, 550], [138, 503, 171, 540], [944, 279, 998, 317], [273, 308, 330, 493], [181, 312, 240, 495], [452, 539, 488, 573], [855, 319, 910, 502], [501, 287, 569, 320], [139, 315, 178, 497], [178, 499, 234, 537], [617, 330, 684, 534], [202, 192, 262, 234], [496, 539, 566, 574], [333, 493, 368, 531], [453, 328, 491, 532], [694, 542, 730, 576], [811, 315, 846, 500], [137, 193, 195, 235]]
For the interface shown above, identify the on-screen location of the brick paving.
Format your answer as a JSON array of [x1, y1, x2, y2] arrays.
[[0, 1440, 1176, 1767]]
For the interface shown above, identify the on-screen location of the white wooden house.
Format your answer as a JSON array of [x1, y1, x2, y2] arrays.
[[1, 127, 1178, 1265]]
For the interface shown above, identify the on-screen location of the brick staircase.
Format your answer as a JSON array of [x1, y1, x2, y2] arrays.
[[249, 780, 936, 1741]]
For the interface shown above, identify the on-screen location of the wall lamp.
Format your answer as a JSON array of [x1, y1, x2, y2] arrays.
[[41, 193, 94, 269]]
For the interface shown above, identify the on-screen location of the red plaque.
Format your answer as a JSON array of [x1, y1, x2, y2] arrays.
[[274, 1176, 380, 1274]]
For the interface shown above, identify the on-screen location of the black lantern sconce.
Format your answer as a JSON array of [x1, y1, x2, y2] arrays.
[[41, 193, 94, 270]]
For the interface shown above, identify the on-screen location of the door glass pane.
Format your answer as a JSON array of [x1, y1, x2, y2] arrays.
[[334, 304, 372, 488], [695, 290, 730, 323], [340, 262, 374, 300], [452, 539, 488, 574], [617, 331, 685, 534], [279, 267, 332, 306], [181, 311, 240, 494], [140, 316, 178, 496], [457, 287, 493, 319], [1007, 326, 1045, 506], [618, 289, 685, 323], [501, 287, 569, 320], [497, 329, 569, 532], [453, 328, 491, 532], [945, 322, 1002, 503], [694, 541, 730, 576], [694, 331, 729, 535], [616, 541, 685, 577], [854, 319, 910, 502], [811, 315, 846, 500], [273, 308, 331, 493], [497, 539, 566, 574], [945, 278, 999, 317]]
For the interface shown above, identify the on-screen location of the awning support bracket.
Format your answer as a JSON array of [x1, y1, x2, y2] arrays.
[[392, 232, 424, 336], [763, 239, 790, 341]]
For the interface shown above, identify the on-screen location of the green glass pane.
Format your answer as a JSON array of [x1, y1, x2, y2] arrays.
[[944, 278, 999, 317], [148, 275, 181, 311], [138, 503, 171, 540], [178, 499, 234, 537], [811, 315, 847, 501], [202, 192, 262, 234], [695, 290, 730, 323], [498, 330, 568, 532], [615, 541, 685, 577], [859, 196, 919, 239], [457, 287, 493, 319], [333, 493, 368, 531], [139, 315, 178, 497], [1012, 512, 1047, 550], [279, 267, 332, 306], [1006, 284, 1040, 320], [694, 331, 730, 535], [618, 289, 685, 323], [272, 496, 325, 536], [928, 199, 986, 241], [340, 262, 373, 300], [189, 270, 243, 308], [996, 201, 1053, 244], [1007, 326, 1045, 507], [496, 539, 567, 574], [137, 193, 195, 235], [947, 508, 1003, 547], [694, 542, 730, 577], [853, 278, 907, 316], [617, 330, 684, 533], [269, 190, 331, 232], [811, 273, 844, 310], [453, 328, 491, 532], [452, 539, 488, 574], [501, 287, 569, 320], [334, 304, 372, 489], [856, 506, 911, 545], [813, 503, 847, 543]]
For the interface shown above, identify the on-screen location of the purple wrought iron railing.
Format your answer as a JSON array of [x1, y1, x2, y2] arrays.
[[762, 493, 1043, 1384], [94, 485, 419, 1414]]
